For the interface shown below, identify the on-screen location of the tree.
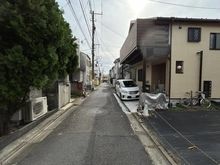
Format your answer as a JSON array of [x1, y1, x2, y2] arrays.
[[0, 0, 78, 136]]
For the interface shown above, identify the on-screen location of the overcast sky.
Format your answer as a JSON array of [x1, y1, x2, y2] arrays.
[[56, 0, 220, 74]]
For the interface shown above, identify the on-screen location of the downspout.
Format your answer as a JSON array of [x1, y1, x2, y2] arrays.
[[142, 47, 147, 93], [198, 51, 203, 92], [196, 50, 203, 105], [168, 19, 174, 106], [122, 64, 124, 79]]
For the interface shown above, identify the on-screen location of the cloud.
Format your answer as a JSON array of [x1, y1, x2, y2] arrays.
[[56, 0, 220, 74]]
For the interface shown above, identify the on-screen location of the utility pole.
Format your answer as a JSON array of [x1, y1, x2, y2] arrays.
[[91, 10, 102, 91], [92, 11, 95, 91]]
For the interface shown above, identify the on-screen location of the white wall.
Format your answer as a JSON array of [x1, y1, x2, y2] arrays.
[[171, 23, 220, 98]]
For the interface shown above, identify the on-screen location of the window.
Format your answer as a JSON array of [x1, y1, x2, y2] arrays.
[[188, 28, 201, 42], [138, 69, 142, 81], [176, 61, 183, 74], [210, 33, 220, 50], [122, 80, 137, 87]]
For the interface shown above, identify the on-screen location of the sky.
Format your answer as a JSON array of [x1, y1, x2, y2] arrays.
[[56, 0, 220, 74]]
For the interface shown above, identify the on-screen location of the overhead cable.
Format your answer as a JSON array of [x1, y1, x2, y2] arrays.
[[88, 0, 92, 12], [96, 19, 126, 38], [96, 32, 117, 59], [67, 0, 91, 49], [79, 0, 92, 38], [148, 0, 220, 10], [100, 47, 114, 64]]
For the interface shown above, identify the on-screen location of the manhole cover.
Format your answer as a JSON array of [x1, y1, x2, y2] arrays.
[[86, 108, 108, 116], [92, 109, 103, 114]]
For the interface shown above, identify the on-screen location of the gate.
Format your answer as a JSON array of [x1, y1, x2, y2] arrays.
[[59, 82, 71, 108]]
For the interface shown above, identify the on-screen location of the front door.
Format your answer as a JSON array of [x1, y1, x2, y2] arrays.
[[152, 63, 166, 92]]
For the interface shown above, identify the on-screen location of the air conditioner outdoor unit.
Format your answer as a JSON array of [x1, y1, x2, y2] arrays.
[[23, 97, 48, 122]]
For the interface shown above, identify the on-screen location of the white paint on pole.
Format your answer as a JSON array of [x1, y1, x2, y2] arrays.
[[143, 100, 149, 116]]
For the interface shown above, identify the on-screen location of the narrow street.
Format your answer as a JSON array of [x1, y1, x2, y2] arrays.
[[5, 83, 156, 165]]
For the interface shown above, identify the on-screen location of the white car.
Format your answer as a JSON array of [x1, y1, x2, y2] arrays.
[[115, 79, 140, 100]]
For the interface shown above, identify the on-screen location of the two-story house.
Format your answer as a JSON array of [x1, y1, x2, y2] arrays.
[[70, 51, 91, 94], [120, 17, 220, 101]]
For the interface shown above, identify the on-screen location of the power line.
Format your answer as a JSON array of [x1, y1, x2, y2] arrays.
[[102, 45, 121, 48], [88, 0, 92, 12], [78, 0, 92, 38], [72, 1, 89, 33], [96, 32, 117, 59], [94, 30, 100, 57], [93, 0, 96, 11], [96, 19, 126, 38], [61, 3, 69, 9], [67, 0, 91, 49], [148, 0, 220, 10], [95, 32, 115, 66], [100, 46, 114, 65]]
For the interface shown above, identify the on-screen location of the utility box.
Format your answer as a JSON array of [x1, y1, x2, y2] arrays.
[[203, 81, 212, 97]]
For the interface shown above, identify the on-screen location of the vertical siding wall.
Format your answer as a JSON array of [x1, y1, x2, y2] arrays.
[[171, 23, 220, 98], [120, 22, 137, 62], [137, 19, 169, 48], [120, 19, 169, 63]]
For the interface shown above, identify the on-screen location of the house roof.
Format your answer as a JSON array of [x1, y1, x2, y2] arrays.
[[156, 17, 220, 24], [113, 58, 120, 63], [129, 20, 136, 33], [126, 17, 220, 39], [121, 16, 220, 65]]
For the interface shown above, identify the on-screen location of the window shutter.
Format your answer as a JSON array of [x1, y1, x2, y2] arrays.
[[216, 34, 220, 49]]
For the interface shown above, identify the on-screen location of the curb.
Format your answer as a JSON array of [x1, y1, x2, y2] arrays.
[[0, 108, 59, 151], [0, 99, 84, 163], [0, 86, 96, 152], [0, 85, 99, 164]]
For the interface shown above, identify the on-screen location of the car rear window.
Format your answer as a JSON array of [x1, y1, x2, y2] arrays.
[[122, 81, 137, 87]]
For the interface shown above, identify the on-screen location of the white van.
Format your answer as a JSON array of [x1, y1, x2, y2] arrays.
[[115, 79, 140, 100]]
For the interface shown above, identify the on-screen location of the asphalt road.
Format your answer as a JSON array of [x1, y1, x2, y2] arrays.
[[143, 111, 220, 165], [6, 83, 153, 165]]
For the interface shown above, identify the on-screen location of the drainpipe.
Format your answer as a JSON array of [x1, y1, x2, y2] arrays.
[[168, 20, 173, 106], [122, 64, 124, 79], [197, 50, 203, 105], [197, 51, 203, 92], [142, 47, 147, 93]]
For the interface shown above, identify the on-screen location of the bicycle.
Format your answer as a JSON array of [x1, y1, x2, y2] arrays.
[[180, 91, 211, 108]]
